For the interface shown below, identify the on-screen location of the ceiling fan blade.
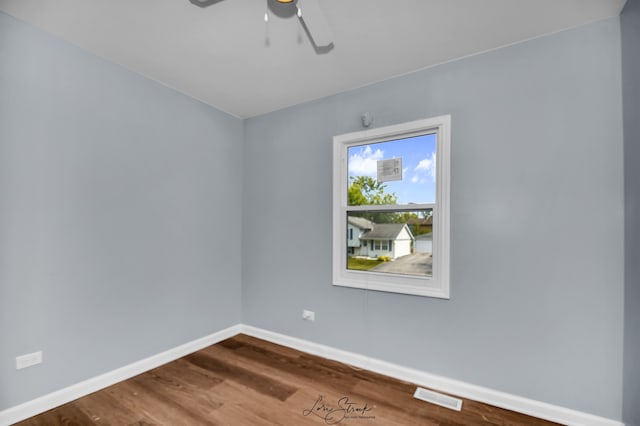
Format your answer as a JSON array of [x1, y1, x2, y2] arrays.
[[298, 0, 333, 48], [189, 0, 224, 8]]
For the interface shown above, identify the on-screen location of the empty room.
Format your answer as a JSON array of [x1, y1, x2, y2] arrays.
[[1, 0, 639, 425]]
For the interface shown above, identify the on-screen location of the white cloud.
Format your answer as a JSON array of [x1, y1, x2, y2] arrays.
[[413, 152, 436, 182], [348, 146, 384, 176]]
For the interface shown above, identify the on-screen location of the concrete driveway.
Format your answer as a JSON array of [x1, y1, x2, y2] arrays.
[[371, 253, 432, 276]]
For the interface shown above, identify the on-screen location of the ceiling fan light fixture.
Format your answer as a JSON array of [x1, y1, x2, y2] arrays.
[[276, 0, 295, 3]]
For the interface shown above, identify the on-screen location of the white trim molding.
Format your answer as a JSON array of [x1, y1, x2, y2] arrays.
[[240, 325, 624, 426], [0, 325, 241, 426], [1, 324, 623, 426]]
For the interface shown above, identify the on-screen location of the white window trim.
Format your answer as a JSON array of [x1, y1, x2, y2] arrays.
[[332, 115, 451, 298]]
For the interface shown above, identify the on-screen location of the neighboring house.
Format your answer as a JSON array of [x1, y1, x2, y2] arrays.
[[407, 216, 433, 235], [347, 216, 415, 259], [414, 232, 433, 254], [347, 216, 375, 257]]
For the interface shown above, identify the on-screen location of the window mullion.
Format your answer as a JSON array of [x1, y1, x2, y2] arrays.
[[345, 203, 435, 212]]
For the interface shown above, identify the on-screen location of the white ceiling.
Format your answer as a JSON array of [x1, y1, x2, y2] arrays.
[[0, 0, 626, 118]]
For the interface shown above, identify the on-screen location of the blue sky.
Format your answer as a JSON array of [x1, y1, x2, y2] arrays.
[[348, 133, 436, 204]]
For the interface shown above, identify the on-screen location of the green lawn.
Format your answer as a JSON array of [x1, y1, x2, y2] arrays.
[[347, 257, 383, 271]]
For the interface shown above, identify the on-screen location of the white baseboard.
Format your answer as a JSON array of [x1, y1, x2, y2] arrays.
[[1, 323, 623, 426], [0, 324, 241, 426], [239, 325, 624, 426]]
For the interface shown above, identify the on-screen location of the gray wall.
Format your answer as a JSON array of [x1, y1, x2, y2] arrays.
[[243, 18, 625, 420], [622, 0, 640, 424], [0, 12, 243, 409]]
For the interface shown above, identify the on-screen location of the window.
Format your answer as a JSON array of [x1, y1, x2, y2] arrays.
[[332, 116, 450, 298]]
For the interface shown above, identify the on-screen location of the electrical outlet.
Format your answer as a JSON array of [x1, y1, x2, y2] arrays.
[[302, 309, 315, 321], [16, 351, 43, 370]]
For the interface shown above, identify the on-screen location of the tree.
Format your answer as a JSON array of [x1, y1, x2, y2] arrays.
[[395, 211, 420, 224], [348, 176, 401, 223], [348, 176, 398, 206]]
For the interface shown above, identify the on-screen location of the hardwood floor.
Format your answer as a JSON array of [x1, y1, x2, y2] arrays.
[[16, 335, 559, 425]]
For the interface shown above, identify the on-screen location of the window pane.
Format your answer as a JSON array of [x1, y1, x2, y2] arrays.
[[346, 209, 433, 277], [347, 133, 436, 206]]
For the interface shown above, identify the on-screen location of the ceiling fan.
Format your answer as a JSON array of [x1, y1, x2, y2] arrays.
[[188, 0, 334, 54]]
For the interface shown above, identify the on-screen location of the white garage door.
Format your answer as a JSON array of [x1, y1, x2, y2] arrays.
[[415, 239, 432, 253]]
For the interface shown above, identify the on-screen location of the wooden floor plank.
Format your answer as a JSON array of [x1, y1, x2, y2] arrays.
[[128, 370, 221, 425], [16, 334, 561, 426], [154, 358, 224, 390], [18, 402, 96, 426], [202, 343, 360, 396], [185, 352, 297, 402], [73, 390, 146, 425]]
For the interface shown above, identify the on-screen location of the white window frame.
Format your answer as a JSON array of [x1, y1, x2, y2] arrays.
[[332, 115, 451, 298]]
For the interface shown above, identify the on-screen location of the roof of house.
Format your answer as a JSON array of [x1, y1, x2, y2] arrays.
[[347, 216, 374, 230], [361, 224, 414, 240], [415, 232, 433, 240], [406, 217, 433, 226]]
